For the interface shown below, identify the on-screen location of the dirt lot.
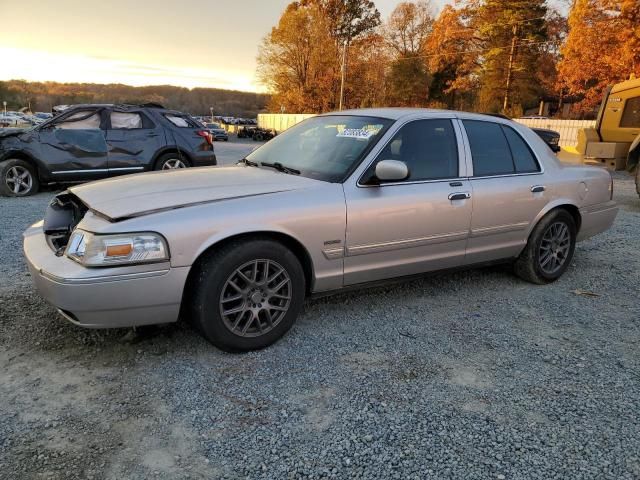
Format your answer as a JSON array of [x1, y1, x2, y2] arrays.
[[1, 150, 639, 479]]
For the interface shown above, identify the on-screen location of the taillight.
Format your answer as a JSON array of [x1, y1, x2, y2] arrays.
[[197, 130, 213, 146]]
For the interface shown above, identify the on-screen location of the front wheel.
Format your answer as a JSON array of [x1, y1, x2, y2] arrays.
[[513, 209, 577, 284], [0, 159, 39, 197], [189, 239, 305, 352]]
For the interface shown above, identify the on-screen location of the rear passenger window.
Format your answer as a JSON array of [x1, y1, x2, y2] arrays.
[[464, 120, 513, 176], [502, 126, 539, 173], [111, 112, 143, 129], [463, 120, 539, 176], [376, 119, 459, 181]]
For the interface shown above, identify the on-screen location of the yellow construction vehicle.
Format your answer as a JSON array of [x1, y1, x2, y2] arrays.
[[577, 76, 640, 196]]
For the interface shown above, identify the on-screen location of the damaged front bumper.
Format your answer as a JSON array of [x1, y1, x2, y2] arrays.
[[23, 221, 189, 328]]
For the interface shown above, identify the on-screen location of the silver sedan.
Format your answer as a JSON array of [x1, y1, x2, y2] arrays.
[[23, 109, 618, 351]]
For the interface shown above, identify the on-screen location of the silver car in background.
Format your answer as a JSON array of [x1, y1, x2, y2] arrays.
[[23, 109, 618, 351]]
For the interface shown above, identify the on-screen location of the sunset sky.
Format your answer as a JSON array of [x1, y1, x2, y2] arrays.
[[0, 0, 451, 92]]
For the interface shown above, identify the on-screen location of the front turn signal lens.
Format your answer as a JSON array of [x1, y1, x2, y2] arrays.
[[66, 230, 169, 267]]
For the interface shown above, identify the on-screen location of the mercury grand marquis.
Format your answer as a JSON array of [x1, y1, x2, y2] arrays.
[[23, 109, 618, 351]]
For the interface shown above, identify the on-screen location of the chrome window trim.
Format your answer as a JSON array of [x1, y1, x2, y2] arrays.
[[468, 171, 545, 180], [355, 116, 465, 188]]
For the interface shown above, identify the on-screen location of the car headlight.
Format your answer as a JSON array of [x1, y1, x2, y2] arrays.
[[65, 230, 169, 267]]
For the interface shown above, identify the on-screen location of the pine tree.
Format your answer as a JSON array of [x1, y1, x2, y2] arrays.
[[474, 0, 547, 115]]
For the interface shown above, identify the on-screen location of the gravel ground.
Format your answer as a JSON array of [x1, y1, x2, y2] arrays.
[[1, 159, 639, 479]]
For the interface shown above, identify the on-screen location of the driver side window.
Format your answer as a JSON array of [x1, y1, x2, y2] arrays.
[[376, 119, 459, 181]]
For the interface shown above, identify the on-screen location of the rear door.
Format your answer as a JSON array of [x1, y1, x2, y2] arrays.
[[36, 108, 109, 181], [106, 110, 165, 175], [462, 119, 548, 264]]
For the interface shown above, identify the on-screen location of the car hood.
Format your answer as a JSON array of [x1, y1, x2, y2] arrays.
[[0, 128, 29, 139], [69, 166, 325, 221]]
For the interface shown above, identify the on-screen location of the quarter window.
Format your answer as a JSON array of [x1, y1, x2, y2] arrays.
[[620, 96, 640, 128], [463, 120, 540, 176], [502, 125, 539, 173], [376, 119, 459, 181]]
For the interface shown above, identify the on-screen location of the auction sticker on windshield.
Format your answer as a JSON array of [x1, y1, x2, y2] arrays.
[[337, 128, 377, 140]]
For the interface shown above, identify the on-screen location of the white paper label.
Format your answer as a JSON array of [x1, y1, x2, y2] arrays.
[[337, 128, 375, 139]]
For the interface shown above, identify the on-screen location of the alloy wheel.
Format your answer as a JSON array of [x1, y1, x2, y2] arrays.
[[219, 259, 292, 338], [161, 159, 187, 170], [5, 166, 33, 195], [539, 221, 571, 274]]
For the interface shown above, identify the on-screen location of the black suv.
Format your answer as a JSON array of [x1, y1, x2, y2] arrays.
[[0, 103, 216, 196]]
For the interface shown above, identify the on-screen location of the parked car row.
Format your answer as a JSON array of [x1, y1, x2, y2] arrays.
[[0, 103, 216, 196], [21, 108, 616, 352], [0, 111, 53, 128]]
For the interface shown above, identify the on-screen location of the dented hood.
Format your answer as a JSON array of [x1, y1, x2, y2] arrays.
[[69, 166, 324, 221]]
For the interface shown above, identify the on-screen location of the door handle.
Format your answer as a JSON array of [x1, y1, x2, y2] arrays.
[[531, 185, 546, 193], [448, 192, 471, 201]]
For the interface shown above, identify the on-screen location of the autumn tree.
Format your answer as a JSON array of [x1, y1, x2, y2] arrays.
[[558, 0, 640, 115], [257, 0, 381, 112], [384, 2, 433, 106], [424, 4, 479, 109], [472, 0, 548, 115]]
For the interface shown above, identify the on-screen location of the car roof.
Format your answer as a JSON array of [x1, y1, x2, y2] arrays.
[[56, 103, 179, 114], [320, 107, 513, 123]]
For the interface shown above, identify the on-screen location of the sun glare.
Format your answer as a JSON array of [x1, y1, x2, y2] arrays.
[[0, 47, 264, 93]]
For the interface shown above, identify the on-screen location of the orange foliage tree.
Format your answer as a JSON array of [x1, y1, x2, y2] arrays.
[[558, 0, 640, 115]]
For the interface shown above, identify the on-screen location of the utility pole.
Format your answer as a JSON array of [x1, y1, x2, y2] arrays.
[[503, 24, 518, 113], [339, 40, 348, 111]]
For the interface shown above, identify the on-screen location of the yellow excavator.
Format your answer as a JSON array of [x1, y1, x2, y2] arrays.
[[577, 76, 640, 196]]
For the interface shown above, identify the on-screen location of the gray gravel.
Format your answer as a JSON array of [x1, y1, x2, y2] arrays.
[[1, 164, 639, 479]]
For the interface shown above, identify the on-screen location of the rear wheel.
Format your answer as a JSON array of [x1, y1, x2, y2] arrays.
[[155, 153, 190, 171], [189, 239, 305, 352], [635, 166, 640, 198], [514, 209, 576, 284], [0, 159, 39, 197]]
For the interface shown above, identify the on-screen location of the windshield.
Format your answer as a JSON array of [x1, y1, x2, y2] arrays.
[[245, 115, 393, 182]]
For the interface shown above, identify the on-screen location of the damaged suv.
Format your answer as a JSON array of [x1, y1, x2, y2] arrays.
[[0, 103, 216, 197]]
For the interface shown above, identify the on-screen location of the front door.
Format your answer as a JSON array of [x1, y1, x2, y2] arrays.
[[106, 110, 165, 175], [36, 108, 109, 181], [343, 118, 472, 286]]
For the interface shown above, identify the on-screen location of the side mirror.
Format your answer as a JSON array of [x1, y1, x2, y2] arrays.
[[375, 160, 409, 182]]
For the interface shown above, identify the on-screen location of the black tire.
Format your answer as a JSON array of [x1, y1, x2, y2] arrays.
[[0, 158, 39, 197], [154, 153, 191, 171], [514, 209, 577, 284], [635, 166, 640, 198], [189, 238, 305, 352]]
